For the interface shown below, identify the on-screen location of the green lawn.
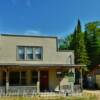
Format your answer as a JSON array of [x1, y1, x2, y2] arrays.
[[0, 96, 98, 100]]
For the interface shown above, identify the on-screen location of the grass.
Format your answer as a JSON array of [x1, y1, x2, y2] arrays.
[[0, 96, 98, 100], [65, 96, 98, 100]]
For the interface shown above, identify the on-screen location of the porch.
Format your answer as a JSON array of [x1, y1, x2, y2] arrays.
[[0, 64, 83, 95], [0, 85, 82, 96]]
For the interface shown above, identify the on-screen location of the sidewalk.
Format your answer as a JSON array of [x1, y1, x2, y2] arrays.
[[83, 90, 100, 99]]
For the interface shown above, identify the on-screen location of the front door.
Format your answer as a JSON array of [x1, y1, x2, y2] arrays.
[[40, 71, 49, 92]]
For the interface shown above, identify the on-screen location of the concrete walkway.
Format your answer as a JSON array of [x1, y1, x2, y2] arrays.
[[83, 90, 100, 99]]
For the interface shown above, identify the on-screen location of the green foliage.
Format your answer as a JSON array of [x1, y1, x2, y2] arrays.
[[59, 44, 67, 50], [85, 21, 100, 68], [59, 20, 100, 70], [59, 35, 74, 50], [76, 19, 82, 33], [70, 20, 89, 67]]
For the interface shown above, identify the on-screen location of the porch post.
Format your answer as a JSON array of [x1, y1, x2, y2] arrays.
[[6, 70, 9, 93], [80, 67, 83, 91], [19, 72, 21, 85], [37, 70, 40, 93], [0, 72, 2, 85], [71, 68, 75, 93]]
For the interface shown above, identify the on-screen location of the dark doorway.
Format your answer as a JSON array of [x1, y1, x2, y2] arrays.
[[40, 71, 49, 92]]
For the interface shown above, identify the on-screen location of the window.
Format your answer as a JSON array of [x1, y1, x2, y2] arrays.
[[34, 48, 42, 60], [26, 47, 33, 60], [18, 47, 25, 60], [9, 72, 26, 86], [2, 72, 6, 85], [17, 46, 43, 61], [9, 72, 20, 85]]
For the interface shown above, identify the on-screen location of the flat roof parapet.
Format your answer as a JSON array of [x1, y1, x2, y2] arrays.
[[0, 34, 57, 39]]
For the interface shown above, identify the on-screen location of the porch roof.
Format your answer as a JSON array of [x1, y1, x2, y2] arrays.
[[0, 63, 85, 69]]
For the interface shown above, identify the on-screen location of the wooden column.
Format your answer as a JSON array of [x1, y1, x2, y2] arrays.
[[19, 72, 21, 85], [37, 70, 40, 93], [6, 70, 9, 93], [0, 72, 2, 85]]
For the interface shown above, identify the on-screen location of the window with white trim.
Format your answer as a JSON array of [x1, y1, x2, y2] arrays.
[[34, 48, 42, 60], [17, 46, 43, 61], [18, 47, 25, 60], [26, 47, 33, 60]]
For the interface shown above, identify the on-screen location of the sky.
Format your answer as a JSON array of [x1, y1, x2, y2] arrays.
[[0, 0, 100, 38]]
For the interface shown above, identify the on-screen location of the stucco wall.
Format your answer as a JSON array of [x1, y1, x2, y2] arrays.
[[96, 75, 100, 88], [26, 70, 32, 85], [49, 69, 75, 91], [49, 69, 59, 91], [0, 35, 74, 65]]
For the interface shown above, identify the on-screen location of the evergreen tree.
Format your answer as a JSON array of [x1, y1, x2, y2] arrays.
[[59, 20, 100, 70], [69, 28, 77, 50], [76, 19, 81, 33], [85, 22, 100, 68], [91, 32, 99, 66], [71, 20, 89, 67]]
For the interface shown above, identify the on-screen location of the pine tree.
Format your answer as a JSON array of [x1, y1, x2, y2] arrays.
[[76, 19, 81, 33], [69, 28, 77, 50], [91, 32, 99, 66], [71, 20, 89, 67], [85, 21, 100, 68]]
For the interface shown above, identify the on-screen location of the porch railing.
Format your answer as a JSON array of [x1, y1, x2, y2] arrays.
[[0, 86, 37, 96], [0, 86, 5, 95], [0, 85, 82, 96], [60, 84, 82, 95]]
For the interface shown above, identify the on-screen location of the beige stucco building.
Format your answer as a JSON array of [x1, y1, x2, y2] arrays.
[[0, 34, 82, 94]]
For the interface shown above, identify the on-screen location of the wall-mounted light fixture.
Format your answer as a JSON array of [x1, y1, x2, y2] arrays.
[[56, 71, 62, 78]]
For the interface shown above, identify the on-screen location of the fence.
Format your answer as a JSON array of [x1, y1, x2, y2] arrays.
[[0, 85, 82, 96], [0, 86, 37, 96]]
